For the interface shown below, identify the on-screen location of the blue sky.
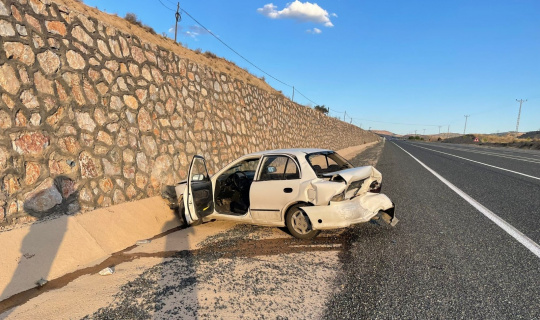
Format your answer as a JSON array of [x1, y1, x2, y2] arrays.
[[84, 0, 539, 135]]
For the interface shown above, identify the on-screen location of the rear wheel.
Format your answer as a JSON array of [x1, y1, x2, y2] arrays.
[[285, 204, 320, 239]]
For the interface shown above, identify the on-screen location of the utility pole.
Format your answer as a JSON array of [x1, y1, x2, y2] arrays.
[[415, 130, 417, 136], [438, 125, 442, 135], [463, 115, 470, 134], [423, 129, 426, 136], [344, 111, 347, 122], [174, 2, 181, 42], [447, 125, 450, 139], [515, 99, 527, 133], [292, 86, 295, 102]]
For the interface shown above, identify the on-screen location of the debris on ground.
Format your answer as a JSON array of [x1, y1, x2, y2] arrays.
[[98, 267, 115, 276], [36, 278, 48, 287], [136, 239, 151, 245]]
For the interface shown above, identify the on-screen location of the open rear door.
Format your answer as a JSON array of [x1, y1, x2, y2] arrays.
[[185, 156, 214, 225]]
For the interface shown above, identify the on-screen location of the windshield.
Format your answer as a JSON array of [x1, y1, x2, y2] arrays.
[[219, 158, 260, 180], [306, 151, 353, 177]]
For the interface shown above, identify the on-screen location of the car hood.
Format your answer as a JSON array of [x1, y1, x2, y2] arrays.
[[322, 166, 382, 184]]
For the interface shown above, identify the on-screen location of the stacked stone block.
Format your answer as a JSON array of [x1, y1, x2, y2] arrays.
[[0, 0, 379, 226]]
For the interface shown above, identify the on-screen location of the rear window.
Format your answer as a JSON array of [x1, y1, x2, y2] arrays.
[[306, 152, 352, 176]]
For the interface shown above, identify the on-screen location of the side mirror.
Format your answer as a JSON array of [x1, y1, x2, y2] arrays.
[[267, 166, 277, 173]]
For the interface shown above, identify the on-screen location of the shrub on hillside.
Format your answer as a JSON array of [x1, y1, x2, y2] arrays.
[[314, 105, 329, 115], [204, 51, 217, 59], [124, 13, 142, 26], [143, 25, 156, 34], [124, 13, 156, 34]]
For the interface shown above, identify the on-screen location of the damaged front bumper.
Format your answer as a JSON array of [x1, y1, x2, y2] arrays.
[[300, 193, 398, 230]]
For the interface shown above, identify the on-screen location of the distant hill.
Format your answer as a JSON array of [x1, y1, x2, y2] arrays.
[[402, 133, 461, 140], [488, 131, 525, 137], [519, 131, 540, 140], [372, 130, 398, 136]]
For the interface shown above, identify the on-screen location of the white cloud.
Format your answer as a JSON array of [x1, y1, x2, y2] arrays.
[[258, 3, 279, 18], [184, 31, 198, 39], [306, 27, 322, 34], [257, 1, 335, 27], [331, 13, 338, 18], [188, 25, 210, 36], [170, 25, 211, 40]]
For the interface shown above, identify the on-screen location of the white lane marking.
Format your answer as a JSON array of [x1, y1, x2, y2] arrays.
[[414, 143, 540, 164], [393, 142, 540, 259], [432, 146, 540, 163], [409, 144, 540, 181]]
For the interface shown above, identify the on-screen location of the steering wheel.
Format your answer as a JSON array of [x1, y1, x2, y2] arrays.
[[232, 171, 248, 190]]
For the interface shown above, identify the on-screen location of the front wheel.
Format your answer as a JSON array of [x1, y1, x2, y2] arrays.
[[285, 204, 320, 239]]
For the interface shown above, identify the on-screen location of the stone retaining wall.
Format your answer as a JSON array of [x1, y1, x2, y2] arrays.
[[0, 0, 379, 226]]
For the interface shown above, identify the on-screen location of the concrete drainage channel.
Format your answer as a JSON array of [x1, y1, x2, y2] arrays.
[[0, 225, 183, 315]]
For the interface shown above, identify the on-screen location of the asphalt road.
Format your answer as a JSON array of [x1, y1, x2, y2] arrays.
[[325, 141, 540, 319]]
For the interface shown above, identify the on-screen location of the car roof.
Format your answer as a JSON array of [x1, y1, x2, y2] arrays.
[[244, 148, 333, 157]]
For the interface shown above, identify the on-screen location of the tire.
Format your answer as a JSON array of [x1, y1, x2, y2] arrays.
[[285, 204, 320, 239]]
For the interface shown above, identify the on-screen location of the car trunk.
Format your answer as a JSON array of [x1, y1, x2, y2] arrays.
[[322, 166, 382, 200]]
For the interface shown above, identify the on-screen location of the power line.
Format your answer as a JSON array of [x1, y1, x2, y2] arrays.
[[329, 108, 345, 114], [153, 4, 323, 106], [349, 117, 441, 127], [180, 8, 292, 89], [154, 0, 529, 133], [157, 0, 175, 12], [294, 88, 319, 105]]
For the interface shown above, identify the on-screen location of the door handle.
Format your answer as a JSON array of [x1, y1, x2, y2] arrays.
[[283, 188, 293, 193]]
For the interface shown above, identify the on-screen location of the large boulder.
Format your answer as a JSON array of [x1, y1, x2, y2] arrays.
[[24, 178, 62, 213]]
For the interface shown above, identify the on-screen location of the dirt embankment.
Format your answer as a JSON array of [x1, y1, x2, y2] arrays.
[[52, 0, 276, 94], [442, 134, 540, 150]]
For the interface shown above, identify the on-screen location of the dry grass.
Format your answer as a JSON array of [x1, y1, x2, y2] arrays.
[[475, 134, 538, 144], [443, 133, 540, 150], [203, 51, 217, 59]]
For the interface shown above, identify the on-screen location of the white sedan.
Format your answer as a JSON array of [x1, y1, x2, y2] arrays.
[[165, 149, 397, 239]]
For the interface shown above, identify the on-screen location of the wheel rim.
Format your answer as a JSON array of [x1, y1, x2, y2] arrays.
[[291, 210, 312, 234]]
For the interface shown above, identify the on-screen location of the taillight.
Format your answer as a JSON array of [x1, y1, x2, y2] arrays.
[[369, 181, 381, 193]]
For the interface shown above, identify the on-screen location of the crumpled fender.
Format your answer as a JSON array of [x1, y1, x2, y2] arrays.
[[308, 179, 346, 205], [300, 193, 394, 230], [360, 193, 393, 213]]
